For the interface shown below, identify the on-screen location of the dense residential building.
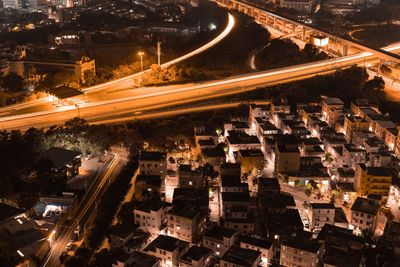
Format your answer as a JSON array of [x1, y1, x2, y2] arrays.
[[108, 223, 139, 248], [239, 235, 274, 266], [321, 97, 344, 128], [237, 149, 264, 174], [309, 203, 335, 230], [145, 235, 189, 267], [280, 0, 313, 13], [139, 151, 167, 177], [350, 197, 380, 233], [219, 245, 261, 267], [178, 164, 205, 189], [134, 200, 170, 235], [343, 115, 369, 142], [221, 174, 246, 193], [178, 246, 213, 267], [113, 251, 160, 267], [202, 226, 238, 256], [354, 164, 392, 196], [167, 204, 208, 243], [280, 232, 323, 267], [274, 136, 300, 174]]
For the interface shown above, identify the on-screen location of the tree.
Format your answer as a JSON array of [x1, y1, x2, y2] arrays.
[[89, 249, 113, 267], [362, 76, 385, 103], [1, 73, 25, 92], [117, 202, 134, 224], [64, 255, 87, 267]]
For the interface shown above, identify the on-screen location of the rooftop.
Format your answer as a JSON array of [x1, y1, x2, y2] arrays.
[[201, 146, 225, 158], [310, 203, 335, 210], [167, 204, 205, 219], [227, 131, 260, 145], [238, 149, 264, 158], [335, 208, 349, 224], [222, 192, 251, 203], [220, 245, 261, 267], [135, 200, 167, 213], [240, 235, 273, 249], [203, 226, 237, 241], [317, 224, 363, 244], [358, 164, 392, 177], [145, 235, 188, 253], [324, 247, 362, 267], [322, 97, 344, 106], [109, 223, 138, 238], [221, 175, 242, 188], [42, 147, 80, 169], [140, 151, 166, 161], [124, 251, 159, 267], [179, 246, 212, 263], [124, 230, 151, 250], [172, 188, 209, 207], [136, 175, 162, 187], [197, 139, 215, 146], [282, 231, 321, 254], [351, 197, 380, 215], [0, 204, 24, 222]]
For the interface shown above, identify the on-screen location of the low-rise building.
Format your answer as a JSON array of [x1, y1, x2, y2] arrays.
[[350, 197, 380, 233], [321, 97, 344, 127], [280, 231, 323, 267], [343, 115, 369, 142], [309, 203, 335, 230], [258, 177, 280, 196], [221, 175, 245, 193], [134, 200, 170, 235], [139, 151, 167, 177], [237, 149, 264, 174], [144, 235, 189, 267], [226, 131, 261, 156], [113, 251, 160, 267], [167, 204, 208, 243], [354, 164, 392, 196], [178, 164, 205, 189], [342, 145, 366, 169], [274, 139, 300, 174], [220, 245, 261, 267], [135, 175, 162, 200], [240, 235, 274, 266], [178, 246, 213, 267], [202, 226, 238, 256], [108, 223, 138, 248]]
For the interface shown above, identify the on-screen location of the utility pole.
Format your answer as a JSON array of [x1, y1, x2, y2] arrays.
[[138, 51, 144, 72], [157, 40, 161, 67]]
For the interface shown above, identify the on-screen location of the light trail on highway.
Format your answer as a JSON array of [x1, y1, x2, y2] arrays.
[[1, 42, 400, 131], [81, 12, 236, 93], [42, 154, 122, 267]]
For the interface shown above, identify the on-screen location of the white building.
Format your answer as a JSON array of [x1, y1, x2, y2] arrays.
[[350, 197, 379, 232], [202, 226, 238, 257], [309, 203, 335, 230], [134, 200, 170, 235], [280, 0, 313, 13], [139, 151, 167, 177], [240, 236, 274, 266]]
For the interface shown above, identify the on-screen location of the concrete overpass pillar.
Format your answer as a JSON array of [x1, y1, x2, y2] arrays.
[[342, 44, 348, 56], [378, 59, 385, 72]]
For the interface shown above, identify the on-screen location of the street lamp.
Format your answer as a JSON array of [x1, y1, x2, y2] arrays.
[[138, 51, 145, 72]]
